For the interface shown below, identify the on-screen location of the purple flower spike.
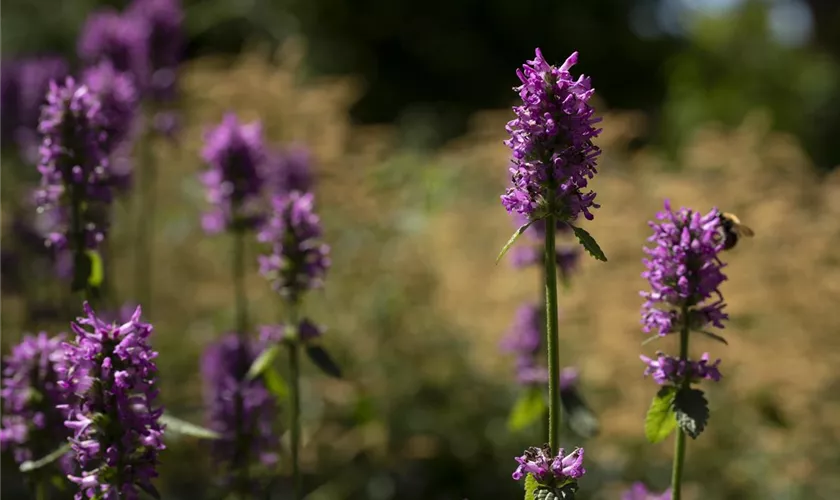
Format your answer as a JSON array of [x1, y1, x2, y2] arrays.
[[513, 445, 585, 486], [78, 9, 150, 90], [258, 191, 330, 302], [82, 60, 139, 154], [263, 145, 314, 196], [126, 0, 184, 103], [622, 482, 673, 500], [641, 200, 729, 337], [58, 302, 164, 499], [201, 334, 278, 472], [200, 113, 267, 234], [0, 333, 73, 473], [640, 352, 722, 386], [502, 50, 602, 222], [35, 77, 111, 252]]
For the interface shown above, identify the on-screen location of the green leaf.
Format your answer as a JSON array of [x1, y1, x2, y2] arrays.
[[85, 250, 104, 288], [497, 219, 539, 264], [306, 345, 343, 378], [674, 387, 709, 439], [246, 344, 281, 381], [508, 387, 546, 432], [138, 482, 162, 500], [524, 473, 539, 500], [262, 365, 290, 400], [159, 414, 221, 440], [19, 443, 72, 472], [645, 386, 677, 443], [698, 330, 729, 346], [569, 225, 607, 262], [641, 334, 661, 347]]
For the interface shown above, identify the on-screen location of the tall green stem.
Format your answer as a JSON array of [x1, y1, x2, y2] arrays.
[[231, 227, 251, 496], [35, 480, 46, 500], [135, 118, 156, 315], [670, 305, 691, 500], [544, 213, 562, 451], [287, 303, 302, 499]]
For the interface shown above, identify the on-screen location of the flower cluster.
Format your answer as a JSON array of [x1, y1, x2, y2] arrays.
[[0, 333, 73, 473], [35, 77, 112, 252], [201, 334, 279, 471], [512, 445, 585, 485], [622, 482, 672, 500], [640, 200, 728, 337], [58, 303, 165, 499], [258, 191, 331, 302], [640, 352, 722, 386], [78, 9, 150, 90], [502, 49, 602, 222], [81, 61, 139, 154], [200, 113, 267, 234], [126, 0, 184, 103], [263, 145, 314, 196]]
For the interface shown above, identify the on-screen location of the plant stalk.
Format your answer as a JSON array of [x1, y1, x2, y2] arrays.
[[288, 336, 302, 499], [544, 213, 562, 451], [670, 305, 691, 500], [134, 113, 156, 316], [232, 226, 251, 496]]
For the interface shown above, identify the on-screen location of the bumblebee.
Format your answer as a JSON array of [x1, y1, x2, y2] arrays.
[[719, 212, 754, 250]]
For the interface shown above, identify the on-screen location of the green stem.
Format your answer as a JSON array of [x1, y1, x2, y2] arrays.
[[232, 227, 251, 495], [135, 117, 156, 315], [289, 339, 302, 500], [670, 306, 691, 500], [35, 480, 46, 500], [544, 213, 562, 451]]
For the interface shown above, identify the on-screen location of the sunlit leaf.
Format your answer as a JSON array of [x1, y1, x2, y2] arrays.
[[524, 473, 539, 500], [159, 414, 221, 440], [645, 386, 677, 443], [263, 365, 289, 400], [508, 387, 546, 432], [246, 344, 281, 380], [86, 250, 104, 288], [19, 443, 71, 473], [497, 219, 539, 264]]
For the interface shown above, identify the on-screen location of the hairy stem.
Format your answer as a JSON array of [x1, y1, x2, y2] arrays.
[[288, 336, 302, 499], [670, 305, 691, 500], [544, 213, 562, 451]]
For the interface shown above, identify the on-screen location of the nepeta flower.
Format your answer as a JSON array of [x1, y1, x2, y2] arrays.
[[199, 114, 266, 234], [201, 334, 279, 471], [0, 333, 72, 472], [512, 445, 585, 485], [78, 9, 150, 90], [126, 0, 184, 103], [641, 200, 728, 337], [263, 145, 314, 195], [502, 49, 602, 222], [258, 191, 330, 302], [640, 352, 722, 386], [58, 302, 164, 499], [622, 482, 672, 500], [35, 77, 111, 251], [82, 61, 139, 154]]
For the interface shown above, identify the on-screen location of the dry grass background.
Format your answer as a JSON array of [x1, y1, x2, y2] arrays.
[[5, 39, 840, 499]]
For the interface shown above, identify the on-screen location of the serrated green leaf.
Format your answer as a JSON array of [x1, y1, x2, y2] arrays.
[[246, 344, 281, 381], [645, 386, 677, 443], [19, 443, 72, 472], [306, 345, 343, 378], [262, 365, 289, 400], [698, 330, 729, 346], [508, 387, 546, 432], [674, 387, 709, 439], [85, 250, 104, 288], [497, 219, 539, 264], [569, 225, 607, 262], [159, 414, 221, 440], [524, 473, 539, 500]]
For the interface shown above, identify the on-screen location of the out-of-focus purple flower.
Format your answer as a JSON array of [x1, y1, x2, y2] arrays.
[[559, 366, 579, 391], [509, 213, 580, 274], [201, 334, 279, 472], [35, 77, 111, 252], [152, 110, 181, 138], [502, 49, 602, 222], [81, 61, 139, 154], [263, 145, 314, 196], [258, 191, 330, 302], [78, 9, 150, 90], [501, 303, 542, 357], [58, 302, 164, 498], [640, 352, 722, 386], [512, 445, 585, 485], [126, 0, 184, 103], [622, 482, 673, 500], [641, 200, 728, 337], [259, 318, 323, 345], [200, 113, 267, 234], [0, 333, 73, 473]]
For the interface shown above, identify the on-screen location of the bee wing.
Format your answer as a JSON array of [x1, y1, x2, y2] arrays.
[[737, 224, 755, 237]]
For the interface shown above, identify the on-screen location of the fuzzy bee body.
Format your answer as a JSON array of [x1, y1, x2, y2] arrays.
[[719, 212, 754, 250]]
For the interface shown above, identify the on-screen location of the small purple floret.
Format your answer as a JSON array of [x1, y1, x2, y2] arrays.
[[512, 445, 585, 485], [640, 352, 722, 386]]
